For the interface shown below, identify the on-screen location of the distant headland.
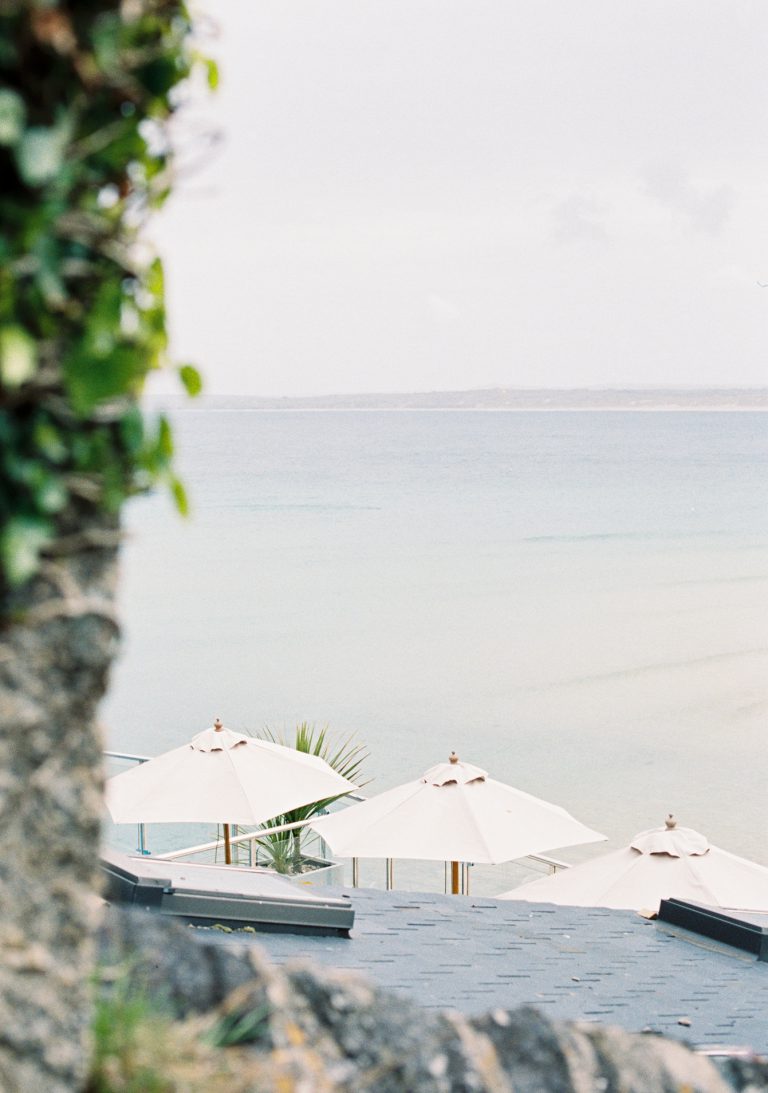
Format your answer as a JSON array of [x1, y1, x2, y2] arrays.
[[178, 387, 768, 412]]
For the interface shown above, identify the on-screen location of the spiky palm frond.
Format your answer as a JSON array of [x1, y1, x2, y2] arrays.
[[252, 722, 370, 872]]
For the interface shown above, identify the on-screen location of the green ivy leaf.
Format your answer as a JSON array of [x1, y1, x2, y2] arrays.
[[178, 363, 202, 397], [0, 89, 25, 146], [35, 475, 67, 515], [91, 12, 122, 74], [15, 112, 73, 186], [82, 279, 122, 358], [37, 265, 67, 309], [0, 325, 37, 387], [0, 517, 51, 587], [64, 344, 146, 415], [170, 475, 189, 516], [145, 258, 164, 299], [157, 414, 173, 459], [119, 406, 144, 453], [33, 420, 68, 464]]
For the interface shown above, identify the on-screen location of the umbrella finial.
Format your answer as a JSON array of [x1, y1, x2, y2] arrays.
[[214, 717, 223, 732], [449, 752, 459, 764], [665, 814, 677, 829]]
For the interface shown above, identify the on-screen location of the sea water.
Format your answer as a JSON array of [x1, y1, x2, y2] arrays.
[[102, 410, 768, 893]]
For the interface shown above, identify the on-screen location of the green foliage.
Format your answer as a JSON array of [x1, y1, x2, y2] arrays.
[[254, 722, 369, 874], [87, 973, 175, 1093], [205, 1002, 271, 1049], [178, 362, 202, 397], [0, 0, 208, 601]]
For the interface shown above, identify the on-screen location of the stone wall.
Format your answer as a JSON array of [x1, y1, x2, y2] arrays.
[[0, 521, 119, 1092]]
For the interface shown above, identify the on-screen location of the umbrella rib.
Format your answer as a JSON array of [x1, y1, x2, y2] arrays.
[[457, 784, 498, 863], [596, 852, 647, 903], [684, 855, 720, 905], [223, 743, 258, 821], [326, 782, 426, 854]]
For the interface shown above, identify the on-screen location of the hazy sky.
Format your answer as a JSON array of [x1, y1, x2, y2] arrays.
[[152, 1, 768, 397]]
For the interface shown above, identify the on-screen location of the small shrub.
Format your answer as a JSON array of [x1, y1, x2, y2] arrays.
[[254, 721, 369, 873], [87, 974, 175, 1093], [205, 1002, 271, 1048]]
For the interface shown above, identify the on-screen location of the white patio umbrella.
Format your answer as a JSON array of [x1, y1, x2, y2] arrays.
[[498, 814, 768, 913], [106, 718, 357, 863], [309, 752, 605, 893]]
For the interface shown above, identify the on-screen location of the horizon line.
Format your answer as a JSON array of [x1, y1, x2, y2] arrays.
[[149, 383, 768, 402]]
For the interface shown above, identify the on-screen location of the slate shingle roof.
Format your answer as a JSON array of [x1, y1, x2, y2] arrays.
[[209, 886, 768, 1054]]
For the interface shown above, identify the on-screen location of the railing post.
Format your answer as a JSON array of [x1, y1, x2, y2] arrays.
[[352, 857, 359, 887], [137, 823, 148, 855], [385, 858, 394, 891]]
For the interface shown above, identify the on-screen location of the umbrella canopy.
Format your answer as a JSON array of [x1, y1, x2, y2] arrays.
[[498, 814, 768, 912], [309, 752, 605, 866], [106, 719, 357, 826]]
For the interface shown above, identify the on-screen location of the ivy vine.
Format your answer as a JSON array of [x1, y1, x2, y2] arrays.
[[0, 0, 212, 602]]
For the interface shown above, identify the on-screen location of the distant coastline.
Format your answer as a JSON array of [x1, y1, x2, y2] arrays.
[[167, 387, 768, 412]]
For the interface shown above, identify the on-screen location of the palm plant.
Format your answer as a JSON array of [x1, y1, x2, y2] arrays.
[[253, 723, 369, 874]]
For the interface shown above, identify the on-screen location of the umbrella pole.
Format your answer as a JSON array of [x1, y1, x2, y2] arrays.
[[451, 860, 460, 895], [224, 823, 232, 865]]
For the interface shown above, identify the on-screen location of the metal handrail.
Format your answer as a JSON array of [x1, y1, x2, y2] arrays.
[[528, 854, 569, 872], [104, 750, 151, 764], [104, 750, 151, 852], [155, 817, 311, 861]]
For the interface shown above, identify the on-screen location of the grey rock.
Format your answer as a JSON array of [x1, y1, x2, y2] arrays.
[[97, 905, 271, 1018], [218, 962, 511, 1093], [475, 1006, 729, 1093], [278, 962, 510, 1092], [714, 1056, 768, 1093], [0, 519, 120, 1093], [473, 1007, 574, 1093]]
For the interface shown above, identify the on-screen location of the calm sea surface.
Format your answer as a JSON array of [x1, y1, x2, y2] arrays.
[[103, 410, 768, 892]]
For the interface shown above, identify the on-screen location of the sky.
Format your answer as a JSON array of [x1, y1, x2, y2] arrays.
[[151, 1, 768, 397]]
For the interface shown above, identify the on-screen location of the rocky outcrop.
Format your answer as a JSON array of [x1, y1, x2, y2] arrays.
[[0, 521, 120, 1093], [98, 903, 263, 1018], [98, 906, 768, 1092]]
